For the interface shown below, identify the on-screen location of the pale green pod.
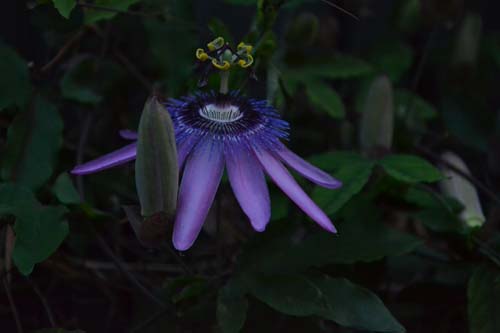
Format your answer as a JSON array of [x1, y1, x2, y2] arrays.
[[359, 76, 394, 152], [439, 152, 485, 228], [135, 96, 178, 218], [452, 12, 482, 66]]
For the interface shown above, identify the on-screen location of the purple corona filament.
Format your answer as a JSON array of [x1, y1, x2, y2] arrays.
[[72, 91, 342, 251]]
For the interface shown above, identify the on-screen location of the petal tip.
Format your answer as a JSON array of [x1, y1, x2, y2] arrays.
[[172, 238, 193, 252]]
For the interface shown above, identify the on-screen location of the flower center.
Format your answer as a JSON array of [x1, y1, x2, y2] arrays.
[[199, 104, 243, 123]]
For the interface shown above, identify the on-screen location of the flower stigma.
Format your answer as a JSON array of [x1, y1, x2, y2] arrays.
[[195, 37, 254, 94]]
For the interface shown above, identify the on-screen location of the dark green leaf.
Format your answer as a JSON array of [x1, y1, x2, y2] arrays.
[[394, 89, 437, 120], [379, 155, 443, 184], [238, 199, 421, 274], [135, 96, 178, 217], [306, 80, 345, 118], [83, 0, 141, 24], [369, 42, 413, 82], [52, 0, 76, 18], [289, 55, 373, 80], [1, 97, 63, 190], [468, 265, 500, 333], [310, 152, 374, 215], [247, 274, 405, 332], [0, 183, 69, 275], [224, 0, 256, 4], [0, 44, 31, 111], [53, 172, 81, 204], [60, 58, 122, 105], [217, 280, 249, 333]]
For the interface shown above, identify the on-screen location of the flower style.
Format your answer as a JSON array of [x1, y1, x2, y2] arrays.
[[72, 38, 342, 251]]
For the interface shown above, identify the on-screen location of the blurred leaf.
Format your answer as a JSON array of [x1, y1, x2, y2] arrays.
[[33, 329, 85, 333], [144, 18, 196, 95], [414, 208, 463, 233], [468, 265, 500, 333], [247, 274, 405, 332], [52, 0, 76, 18], [2, 97, 63, 190], [135, 96, 178, 217], [61, 58, 122, 105], [0, 183, 69, 275], [287, 55, 373, 81], [208, 18, 233, 45], [310, 152, 374, 215], [306, 80, 345, 118], [224, 0, 256, 4], [285, 12, 319, 47], [369, 42, 413, 82], [379, 155, 443, 184], [238, 199, 420, 274], [217, 280, 248, 333], [53, 172, 81, 204], [394, 89, 437, 120], [83, 0, 141, 24], [0, 44, 31, 111], [360, 76, 394, 151]]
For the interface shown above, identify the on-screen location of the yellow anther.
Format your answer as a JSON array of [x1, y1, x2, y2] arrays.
[[196, 48, 209, 61], [207, 37, 225, 51], [212, 59, 231, 70], [237, 42, 253, 54], [238, 55, 254, 68]]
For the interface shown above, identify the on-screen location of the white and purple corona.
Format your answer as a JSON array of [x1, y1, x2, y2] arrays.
[[72, 37, 342, 251]]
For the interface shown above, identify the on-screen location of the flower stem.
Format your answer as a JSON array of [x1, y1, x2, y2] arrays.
[[219, 71, 229, 94]]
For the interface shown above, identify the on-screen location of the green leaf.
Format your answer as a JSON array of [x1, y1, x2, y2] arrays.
[[60, 58, 122, 105], [223, 0, 256, 4], [217, 280, 248, 333], [53, 172, 81, 204], [394, 89, 437, 120], [305, 80, 345, 118], [0, 44, 31, 111], [369, 42, 413, 82], [247, 274, 405, 332], [84, 0, 141, 24], [468, 265, 500, 333], [135, 96, 178, 217], [13, 205, 69, 275], [0, 183, 69, 275], [379, 155, 443, 184], [310, 152, 374, 215], [238, 199, 421, 274], [52, 0, 76, 18], [1, 97, 63, 190], [289, 55, 373, 80]]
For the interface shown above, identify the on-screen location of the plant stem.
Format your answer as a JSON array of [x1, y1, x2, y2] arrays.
[[220, 71, 229, 94]]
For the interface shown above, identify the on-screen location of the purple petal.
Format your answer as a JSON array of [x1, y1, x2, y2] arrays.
[[277, 146, 342, 189], [254, 149, 337, 233], [173, 141, 224, 251], [119, 129, 138, 140], [226, 148, 270, 232], [177, 135, 201, 170], [71, 143, 137, 175]]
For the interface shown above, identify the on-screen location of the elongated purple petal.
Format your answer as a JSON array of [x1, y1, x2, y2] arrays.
[[119, 129, 138, 140], [277, 146, 342, 189], [226, 148, 270, 231], [177, 135, 201, 170], [71, 143, 137, 175], [173, 141, 224, 251], [254, 149, 337, 233]]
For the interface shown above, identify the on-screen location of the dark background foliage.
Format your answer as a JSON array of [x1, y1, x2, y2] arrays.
[[1, 0, 500, 332]]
